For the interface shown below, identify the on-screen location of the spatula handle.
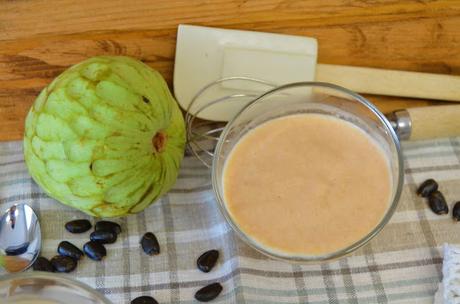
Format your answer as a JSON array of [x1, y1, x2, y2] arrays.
[[316, 64, 460, 102]]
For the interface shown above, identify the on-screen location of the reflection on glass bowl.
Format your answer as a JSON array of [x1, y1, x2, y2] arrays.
[[1, 272, 111, 304]]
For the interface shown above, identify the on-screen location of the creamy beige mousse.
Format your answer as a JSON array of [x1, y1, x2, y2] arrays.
[[223, 113, 392, 256]]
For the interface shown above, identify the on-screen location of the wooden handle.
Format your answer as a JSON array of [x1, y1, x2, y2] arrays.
[[316, 63, 460, 102], [407, 105, 460, 141]]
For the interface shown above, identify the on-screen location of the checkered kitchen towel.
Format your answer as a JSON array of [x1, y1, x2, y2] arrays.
[[1, 138, 460, 304]]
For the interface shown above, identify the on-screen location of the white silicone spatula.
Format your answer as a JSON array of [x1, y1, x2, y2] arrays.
[[174, 24, 460, 121]]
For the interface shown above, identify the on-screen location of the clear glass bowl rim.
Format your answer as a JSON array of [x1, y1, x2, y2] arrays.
[[211, 81, 404, 263], [0, 271, 112, 304]]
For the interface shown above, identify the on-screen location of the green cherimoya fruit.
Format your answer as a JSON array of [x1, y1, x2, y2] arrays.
[[24, 56, 186, 217]]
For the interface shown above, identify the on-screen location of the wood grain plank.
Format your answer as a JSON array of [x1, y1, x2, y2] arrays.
[[2, 0, 460, 41]]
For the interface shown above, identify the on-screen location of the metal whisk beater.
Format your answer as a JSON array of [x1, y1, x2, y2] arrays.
[[185, 77, 276, 168]]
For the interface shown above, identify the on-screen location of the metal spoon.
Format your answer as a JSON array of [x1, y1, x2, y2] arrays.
[[0, 203, 41, 273]]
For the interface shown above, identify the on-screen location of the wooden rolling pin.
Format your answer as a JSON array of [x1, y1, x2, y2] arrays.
[[317, 64, 460, 102], [388, 104, 460, 141]]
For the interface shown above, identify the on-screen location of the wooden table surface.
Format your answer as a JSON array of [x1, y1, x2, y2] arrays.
[[1, 0, 460, 141]]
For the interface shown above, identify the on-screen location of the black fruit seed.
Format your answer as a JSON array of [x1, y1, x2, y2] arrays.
[[83, 241, 107, 261], [140, 232, 160, 255], [131, 296, 158, 304], [195, 282, 223, 302], [50, 255, 77, 273], [417, 179, 439, 197], [32, 256, 54, 272], [65, 219, 92, 233], [90, 230, 117, 244], [95, 221, 121, 235], [453, 202, 460, 221], [58, 241, 84, 260], [428, 191, 449, 215], [197, 250, 219, 273]]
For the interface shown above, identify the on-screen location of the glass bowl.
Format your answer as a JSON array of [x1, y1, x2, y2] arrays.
[[212, 82, 404, 263], [1, 272, 111, 304]]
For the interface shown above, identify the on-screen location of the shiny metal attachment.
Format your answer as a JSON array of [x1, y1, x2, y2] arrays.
[[185, 77, 276, 168], [386, 110, 412, 140]]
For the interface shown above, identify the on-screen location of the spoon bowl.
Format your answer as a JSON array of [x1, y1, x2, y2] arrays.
[[0, 204, 41, 272]]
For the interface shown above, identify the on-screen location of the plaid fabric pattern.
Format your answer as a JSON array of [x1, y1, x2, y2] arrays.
[[1, 138, 460, 303]]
